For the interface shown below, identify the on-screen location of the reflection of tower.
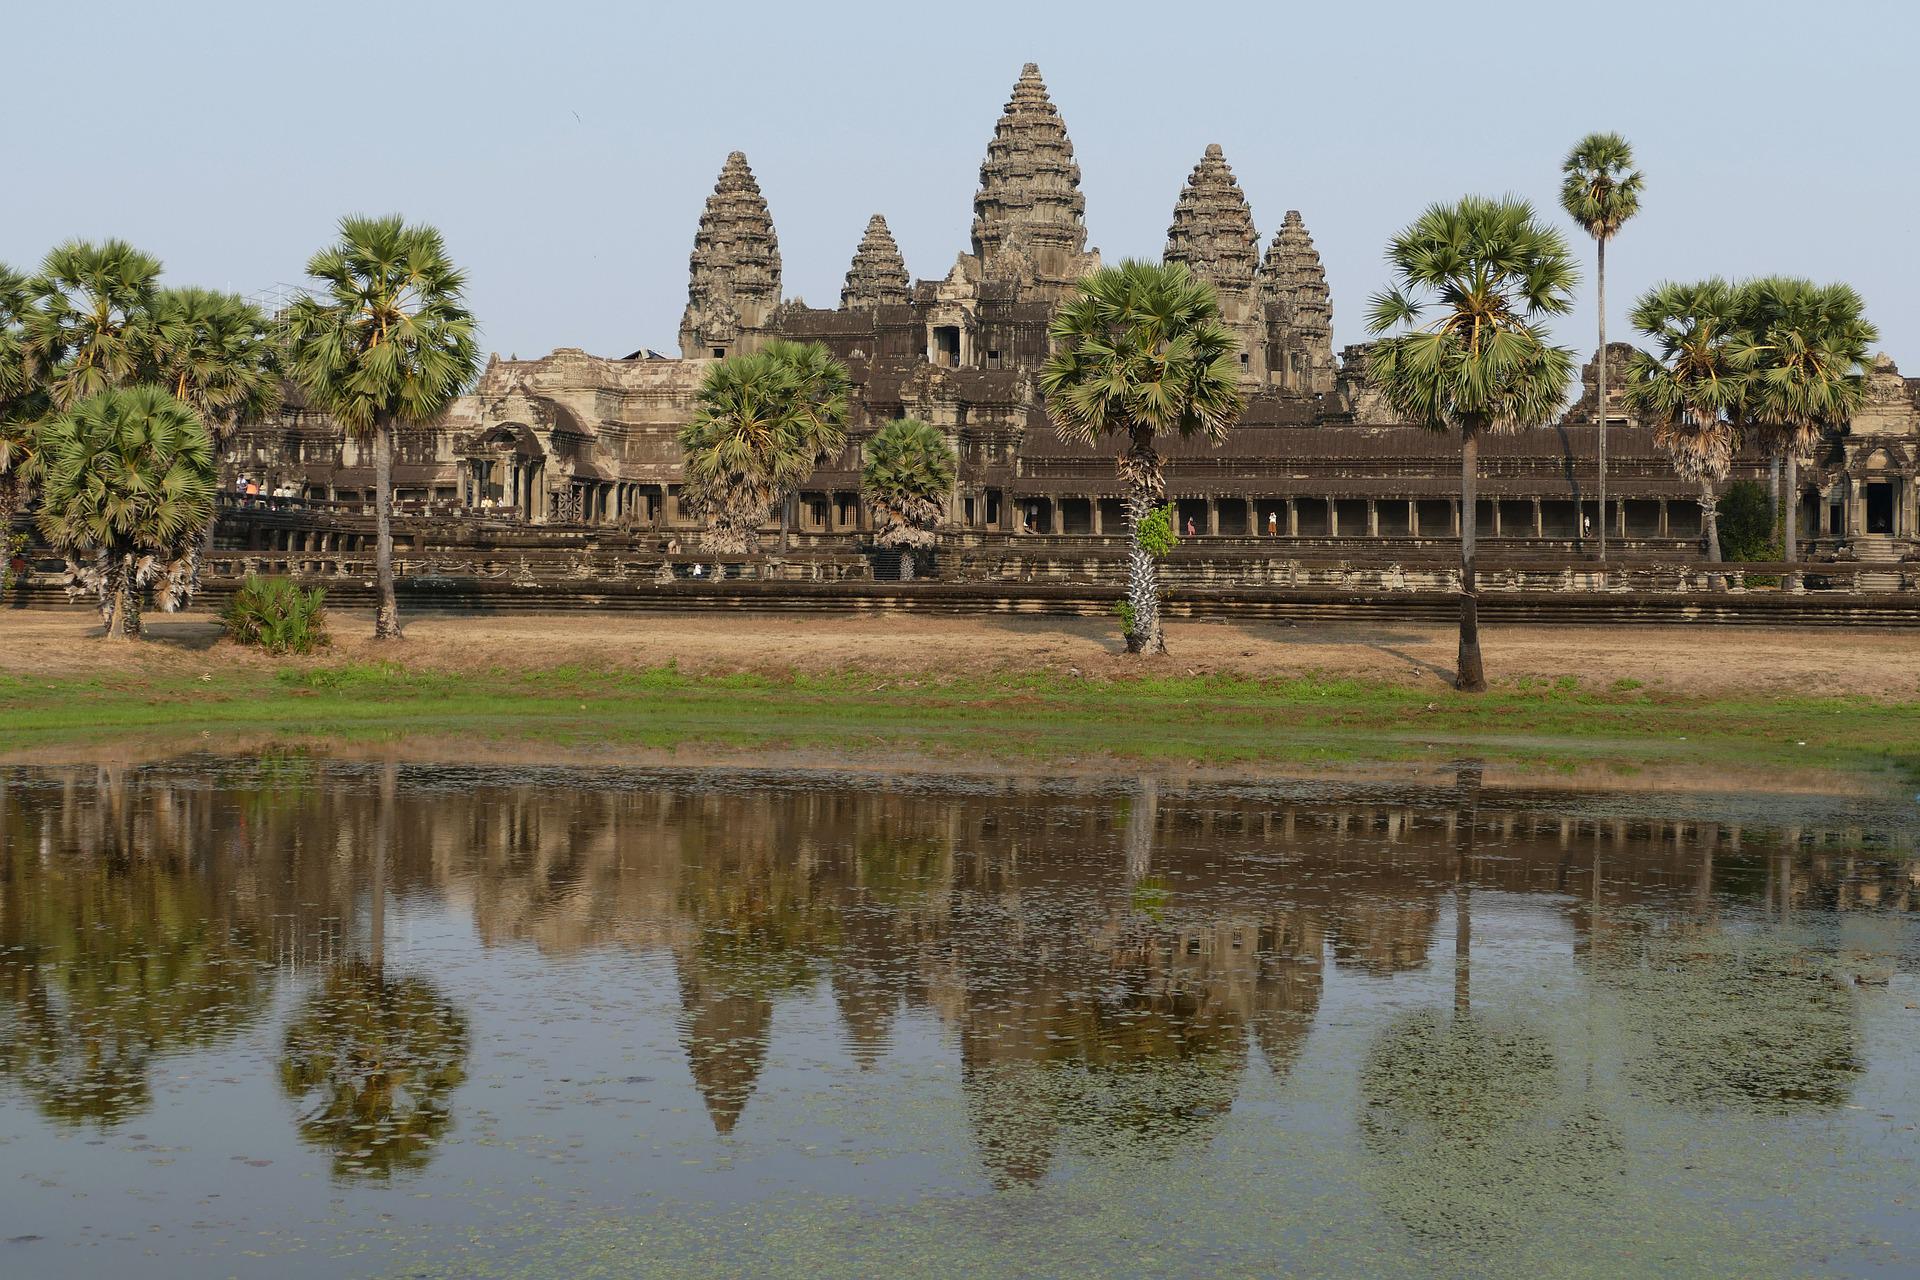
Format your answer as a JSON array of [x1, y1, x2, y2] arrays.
[[674, 961, 772, 1136]]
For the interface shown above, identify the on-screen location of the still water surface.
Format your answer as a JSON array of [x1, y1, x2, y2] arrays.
[[1, 757, 1916, 1278]]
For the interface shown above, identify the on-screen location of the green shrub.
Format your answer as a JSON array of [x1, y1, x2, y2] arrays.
[[221, 576, 330, 654], [1113, 598, 1136, 639], [1136, 502, 1179, 558], [1719, 480, 1780, 563], [1, 530, 26, 592]]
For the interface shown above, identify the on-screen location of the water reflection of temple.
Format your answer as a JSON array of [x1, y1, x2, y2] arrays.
[[2, 762, 1913, 1179]]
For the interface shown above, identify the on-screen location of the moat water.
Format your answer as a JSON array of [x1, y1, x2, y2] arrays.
[[1, 757, 1916, 1279]]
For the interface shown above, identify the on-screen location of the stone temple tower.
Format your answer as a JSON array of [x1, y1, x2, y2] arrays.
[[968, 63, 1098, 300], [840, 214, 911, 309], [1164, 143, 1263, 378], [679, 151, 783, 359], [1257, 210, 1335, 394]]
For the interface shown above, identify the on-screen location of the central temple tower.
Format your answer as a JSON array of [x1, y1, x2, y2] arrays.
[[967, 63, 1099, 301]]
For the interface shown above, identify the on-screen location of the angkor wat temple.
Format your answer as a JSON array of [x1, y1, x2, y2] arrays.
[[225, 63, 1920, 572]]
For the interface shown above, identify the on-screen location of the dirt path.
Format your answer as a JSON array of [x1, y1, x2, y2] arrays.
[[3, 607, 1915, 700]]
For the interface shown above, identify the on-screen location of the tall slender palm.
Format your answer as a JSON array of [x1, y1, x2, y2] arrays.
[[861, 417, 956, 574], [678, 342, 848, 554], [1041, 260, 1244, 656], [1737, 278, 1877, 586], [286, 216, 479, 639], [1560, 134, 1644, 561], [1366, 197, 1577, 692], [1622, 280, 1750, 582], [34, 386, 216, 639], [23, 239, 165, 411]]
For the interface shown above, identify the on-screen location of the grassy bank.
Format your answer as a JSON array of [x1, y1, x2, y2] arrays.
[[2, 657, 1915, 790]]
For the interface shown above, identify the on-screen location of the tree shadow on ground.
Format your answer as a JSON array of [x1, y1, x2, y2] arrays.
[[107, 617, 227, 653], [978, 613, 1126, 657], [1368, 644, 1457, 687]]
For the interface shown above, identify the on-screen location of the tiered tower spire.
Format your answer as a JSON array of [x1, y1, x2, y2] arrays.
[[840, 214, 911, 309], [679, 150, 783, 359], [1164, 144, 1262, 373], [1258, 210, 1335, 393], [969, 63, 1095, 299]]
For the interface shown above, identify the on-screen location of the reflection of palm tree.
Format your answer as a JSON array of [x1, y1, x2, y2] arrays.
[[1586, 925, 1861, 1113], [1358, 762, 1623, 1245], [1359, 1009, 1622, 1244], [0, 826, 267, 1127], [276, 762, 470, 1177], [277, 960, 470, 1177]]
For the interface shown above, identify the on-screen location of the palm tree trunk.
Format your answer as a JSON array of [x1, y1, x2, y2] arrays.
[[372, 760, 394, 977], [0, 479, 20, 589], [103, 552, 131, 641], [123, 565, 143, 639], [1783, 451, 1802, 591], [1124, 775, 1158, 886], [1595, 236, 1608, 564], [372, 416, 401, 639], [1456, 427, 1486, 692], [1452, 762, 1480, 1014], [1699, 476, 1724, 590], [1122, 427, 1166, 656]]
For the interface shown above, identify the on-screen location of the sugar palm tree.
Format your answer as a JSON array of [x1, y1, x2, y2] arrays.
[[1560, 134, 1644, 561], [34, 385, 217, 639], [1366, 197, 1578, 692], [23, 239, 165, 411], [152, 288, 284, 575], [861, 417, 955, 577], [678, 342, 848, 554], [761, 339, 851, 552], [1736, 278, 1877, 587], [152, 288, 282, 442], [1623, 280, 1750, 583], [0, 264, 44, 568], [1040, 260, 1244, 655], [286, 216, 479, 638]]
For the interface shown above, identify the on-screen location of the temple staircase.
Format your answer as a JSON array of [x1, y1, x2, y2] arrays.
[[1854, 535, 1904, 590]]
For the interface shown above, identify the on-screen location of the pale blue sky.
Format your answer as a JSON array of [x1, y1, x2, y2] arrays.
[[10, 0, 1915, 367]]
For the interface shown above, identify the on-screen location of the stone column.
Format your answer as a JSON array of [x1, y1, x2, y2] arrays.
[[1408, 499, 1418, 538], [1206, 499, 1220, 536], [1491, 500, 1502, 538], [1367, 500, 1379, 537], [1286, 498, 1298, 536], [1532, 498, 1543, 539], [1329, 498, 1339, 538], [1091, 499, 1103, 536], [1658, 500, 1669, 537]]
